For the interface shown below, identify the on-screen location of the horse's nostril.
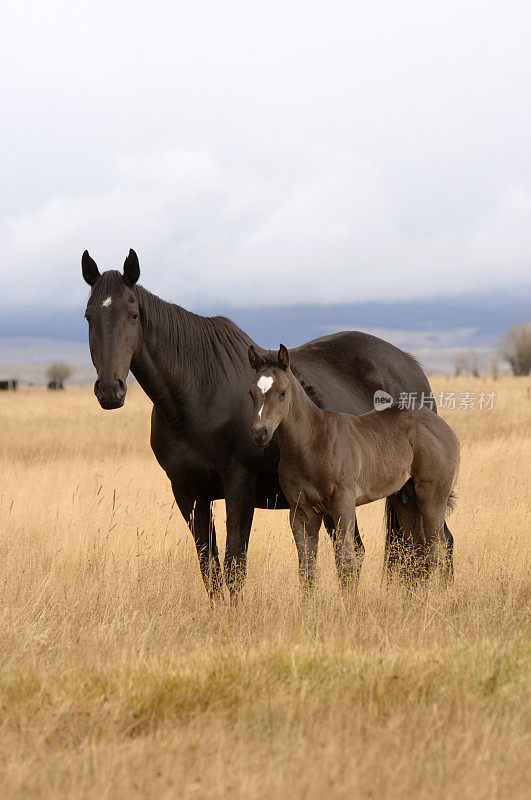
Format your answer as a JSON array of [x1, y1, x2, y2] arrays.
[[251, 426, 268, 442], [95, 378, 125, 398]]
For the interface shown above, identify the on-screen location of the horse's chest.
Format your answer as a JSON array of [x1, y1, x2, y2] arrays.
[[151, 411, 221, 469], [279, 460, 335, 509], [151, 406, 265, 484]]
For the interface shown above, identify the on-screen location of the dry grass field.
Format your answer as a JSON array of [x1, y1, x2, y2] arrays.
[[0, 375, 529, 799]]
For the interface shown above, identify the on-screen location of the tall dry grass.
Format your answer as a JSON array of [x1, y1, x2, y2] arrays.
[[0, 376, 529, 799]]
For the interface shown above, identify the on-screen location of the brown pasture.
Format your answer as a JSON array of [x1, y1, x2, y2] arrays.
[[0, 375, 529, 799]]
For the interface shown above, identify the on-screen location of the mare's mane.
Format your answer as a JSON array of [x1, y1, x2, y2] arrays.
[[136, 285, 251, 390], [89, 273, 324, 405], [88, 271, 251, 392]]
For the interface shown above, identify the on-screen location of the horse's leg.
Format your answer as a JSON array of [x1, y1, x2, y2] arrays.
[[324, 513, 364, 587], [222, 466, 256, 600], [384, 499, 402, 574], [172, 489, 224, 600], [386, 481, 455, 581], [413, 479, 450, 579], [327, 501, 364, 591], [290, 507, 321, 590], [422, 518, 453, 582], [384, 483, 419, 579]]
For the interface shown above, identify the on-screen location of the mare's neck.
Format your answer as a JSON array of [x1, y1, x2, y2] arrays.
[[130, 286, 248, 427]]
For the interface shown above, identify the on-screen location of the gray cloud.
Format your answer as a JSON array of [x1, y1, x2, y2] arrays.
[[1, 0, 530, 309]]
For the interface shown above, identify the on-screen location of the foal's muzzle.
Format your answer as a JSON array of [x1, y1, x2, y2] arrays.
[[94, 377, 126, 410], [251, 424, 271, 447]]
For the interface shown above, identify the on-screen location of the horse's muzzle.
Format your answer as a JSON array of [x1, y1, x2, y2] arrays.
[[250, 425, 271, 447], [94, 378, 126, 410]]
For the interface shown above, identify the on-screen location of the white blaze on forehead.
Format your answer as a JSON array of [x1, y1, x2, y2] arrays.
[[258, 403, 264, 419], [102, 296, 112, 307], [257, 375, 274, 394]]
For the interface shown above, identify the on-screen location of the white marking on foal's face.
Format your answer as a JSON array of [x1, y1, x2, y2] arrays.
[[102, 296, 112, 308], [257, 375, 274, 394], [255, 375, 273, 422]]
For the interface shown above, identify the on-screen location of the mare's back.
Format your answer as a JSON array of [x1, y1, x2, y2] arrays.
[[290, 331, 431, 415]]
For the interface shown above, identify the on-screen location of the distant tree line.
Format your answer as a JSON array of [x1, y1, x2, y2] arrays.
[[454, 323, 531, 378]]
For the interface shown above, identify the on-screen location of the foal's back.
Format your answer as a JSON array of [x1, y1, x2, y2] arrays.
[[350, 404, 460, 500]]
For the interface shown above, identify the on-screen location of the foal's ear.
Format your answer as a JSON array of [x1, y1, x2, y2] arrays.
[[278, 344, 290, 369], [248, 345, 261, 370], [123, 249, 140, 287], [81, 250, 100, 286]]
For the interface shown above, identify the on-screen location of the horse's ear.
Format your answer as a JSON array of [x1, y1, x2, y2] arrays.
[[82, 250, 100, 286], [123, 249, 140, 287], [278, 344, 290, 370], [248, 345, 261, 370]]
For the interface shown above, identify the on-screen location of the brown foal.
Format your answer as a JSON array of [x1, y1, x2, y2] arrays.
[[248, 345, 460, 589]]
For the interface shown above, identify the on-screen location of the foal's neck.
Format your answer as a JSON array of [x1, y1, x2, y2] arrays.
[[275, 373, 323, 458]]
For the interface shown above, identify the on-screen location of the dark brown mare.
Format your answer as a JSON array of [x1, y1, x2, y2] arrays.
[[82, 249, 455, 599], [249, 345, 459, 587]]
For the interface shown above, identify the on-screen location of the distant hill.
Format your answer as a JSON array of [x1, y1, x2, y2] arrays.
[[1, 288, 529, 382]]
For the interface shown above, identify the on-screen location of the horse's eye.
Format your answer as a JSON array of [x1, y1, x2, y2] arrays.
[[279, 390, 286, 398], [131, 312, 139, 322]]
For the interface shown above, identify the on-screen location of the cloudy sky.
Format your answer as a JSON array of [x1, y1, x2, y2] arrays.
[[1, 0, 530, 310]]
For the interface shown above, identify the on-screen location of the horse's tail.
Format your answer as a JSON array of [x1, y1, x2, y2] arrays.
[[446, 489, 457, 514], [385, 488, 457, 529]]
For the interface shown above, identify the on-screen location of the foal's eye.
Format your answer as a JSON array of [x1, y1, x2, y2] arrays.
[[279, 390, 286, 398], [131, 312, 139, 322]]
